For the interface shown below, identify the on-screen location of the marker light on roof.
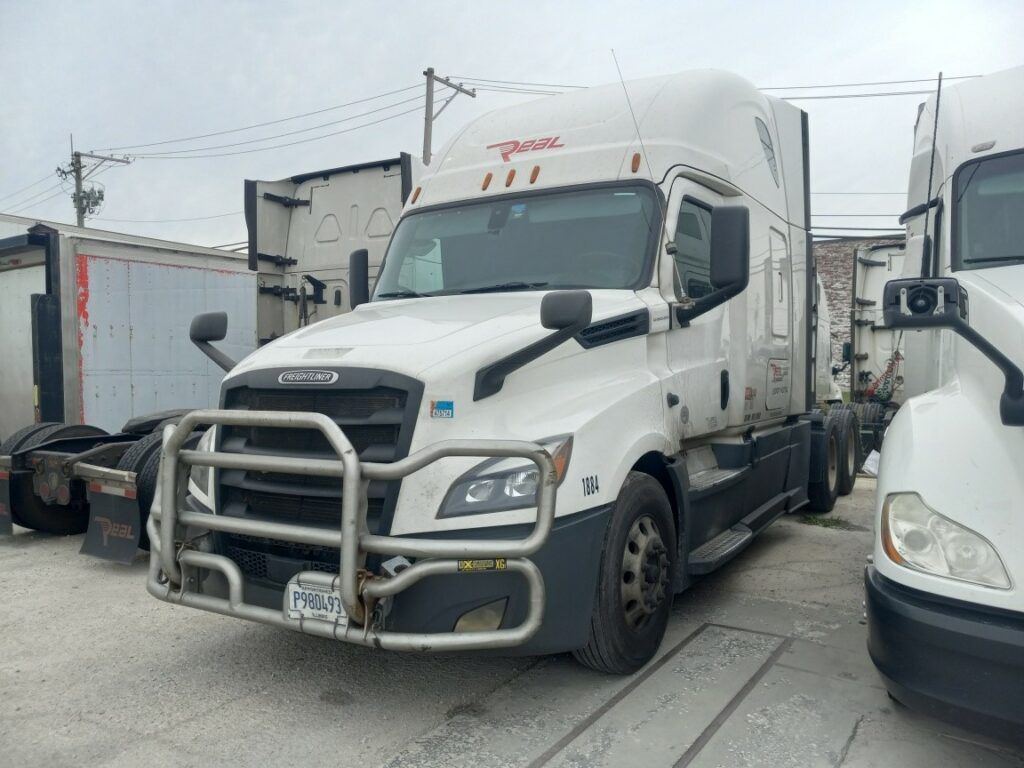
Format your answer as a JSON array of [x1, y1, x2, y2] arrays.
[[530, 166, 540, 184], [482, 172, 493, 191], [411, 186, 422, 204], [631, 153, 641, 173], [505, 169, 516, 187]]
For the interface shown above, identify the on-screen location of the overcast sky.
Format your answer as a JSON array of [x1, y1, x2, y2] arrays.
[[2, 0, 1022, 248]]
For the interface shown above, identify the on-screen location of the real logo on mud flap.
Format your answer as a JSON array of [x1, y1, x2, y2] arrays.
[[486, 136, 566, 162], [278, 370, 339, 385], [95, 516, 133, 547], [430, 400, 454, 419]]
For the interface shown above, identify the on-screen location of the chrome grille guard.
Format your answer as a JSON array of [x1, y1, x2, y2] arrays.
[[147, 409, 556, 651]]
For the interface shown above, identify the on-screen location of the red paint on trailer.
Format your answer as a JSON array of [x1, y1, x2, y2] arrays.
[[75, 254, 91, 424]]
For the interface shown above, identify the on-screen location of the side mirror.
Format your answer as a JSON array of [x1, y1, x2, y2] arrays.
[[349, 249, 369, 308], [189, 311, 236, 372], [676, 206, 750, 324], [882, 277, 1024, 426], [540, 289, 593, 331]]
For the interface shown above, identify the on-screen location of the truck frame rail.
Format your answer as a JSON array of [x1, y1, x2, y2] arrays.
[[148, 409, 557, 651]]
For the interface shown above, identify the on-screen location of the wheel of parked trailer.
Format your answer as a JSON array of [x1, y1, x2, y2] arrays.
[[10, 423, 109, 535], [573, 472, 676, 675], [0, 422, 64, 455], [833, 408, 861, 496], [807, 415, 840, 513]]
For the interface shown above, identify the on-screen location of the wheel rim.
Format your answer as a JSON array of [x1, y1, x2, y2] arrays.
[[620, 514, 671, 631]]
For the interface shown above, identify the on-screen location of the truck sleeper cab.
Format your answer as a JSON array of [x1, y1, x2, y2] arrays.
[[866, 66, 1024, 739], [150, 70, 840, 673]]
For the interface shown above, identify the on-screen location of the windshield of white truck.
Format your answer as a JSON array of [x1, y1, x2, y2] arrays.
[[955, 150, 1024, 270], [373, 185, 658, 298]]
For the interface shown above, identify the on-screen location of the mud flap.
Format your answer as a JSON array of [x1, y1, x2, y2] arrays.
[[0, 472, 13, 536], [80, 491, 142, 563]]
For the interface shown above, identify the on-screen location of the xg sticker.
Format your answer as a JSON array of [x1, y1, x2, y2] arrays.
[[582, 475, 600, 496], [458, 558, 507, 572]]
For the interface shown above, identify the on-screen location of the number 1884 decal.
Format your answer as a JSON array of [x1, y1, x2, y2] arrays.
[[582, 475, 600, 496]]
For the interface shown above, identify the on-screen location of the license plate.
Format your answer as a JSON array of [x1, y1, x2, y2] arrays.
[[284, 576, 348, 626]]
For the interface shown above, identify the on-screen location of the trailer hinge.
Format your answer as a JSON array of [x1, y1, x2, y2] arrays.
[[256, 252, 298, 267], [855, 298, 877, 307], [854, 319, 874, 327], [857, 256, 888, 267], [854, 353, 870, 361], [259, 285, 300, 302], [262, 192, 310, 208]]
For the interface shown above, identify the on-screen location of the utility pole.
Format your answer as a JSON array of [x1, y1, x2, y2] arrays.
[[422, 68, 476, 166], [63, 135, 131, 226]]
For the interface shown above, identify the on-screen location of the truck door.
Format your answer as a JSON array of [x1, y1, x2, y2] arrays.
[[765, 229, 793, 414], [661, 178, 729, 439]]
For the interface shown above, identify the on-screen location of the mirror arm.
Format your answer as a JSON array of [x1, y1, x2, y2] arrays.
[[951, 322, 1024, 423], [674, 283, 743, 326], [192, 340, 236, 373]]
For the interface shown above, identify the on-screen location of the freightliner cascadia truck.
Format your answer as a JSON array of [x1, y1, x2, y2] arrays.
[[866, 66, 1024, 738], [147, 70, 855, 673]]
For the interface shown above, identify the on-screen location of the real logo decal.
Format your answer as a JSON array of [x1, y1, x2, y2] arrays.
[[95, 516, 134, 547], [430, 400, 454, 419], [278, 370, 339, 385], [486, 136, 566, 163]]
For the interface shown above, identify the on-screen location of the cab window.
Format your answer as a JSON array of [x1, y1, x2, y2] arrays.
[[672, 199, 713, 300]]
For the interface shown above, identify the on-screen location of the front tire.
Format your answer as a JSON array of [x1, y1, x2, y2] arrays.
[[808, 415, 840, 512], [574, 472, 676, 675]]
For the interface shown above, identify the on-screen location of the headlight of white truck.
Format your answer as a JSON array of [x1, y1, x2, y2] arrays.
[[438, 435, 573, 517], [882, 492, 1011, 589], [187, 428, 216, 506]]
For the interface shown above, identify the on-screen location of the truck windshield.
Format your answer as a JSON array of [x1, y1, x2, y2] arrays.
[[955, 150, 1024, 270], [373, 185, 658, 298]]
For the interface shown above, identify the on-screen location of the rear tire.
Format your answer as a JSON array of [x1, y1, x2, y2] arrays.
[[0, 422, 63, 455], [833, 408, 861, 496], [11, 423, 108, 535], [116, 432, 165, 550], [573, 472, 676, 675], [808, 416, 840, 512]]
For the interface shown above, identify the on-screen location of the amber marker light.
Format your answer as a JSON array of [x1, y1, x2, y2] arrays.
[[880, 503, 905, 565], [505, 169, 516, 187], [410, 186, 422, 204], [482, 172, 493, 190], [631, 153, 641, 173], [530, 165, 540, 184]]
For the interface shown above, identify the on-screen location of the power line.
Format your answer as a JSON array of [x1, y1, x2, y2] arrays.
[[452, 75, 584, 90], [782, 89, 933, 101], [96, 83, 422, 151], [134, 101, 436, 160], [472, 86, 565, 97], [812, 191, 904, 195], [93, 210, 243, 223], [132, 94, 426, 157], [763, 74, 979, 90], [0, 172, 59, 204], [6, 181, 67, 212], [7, 187, 69, 215]]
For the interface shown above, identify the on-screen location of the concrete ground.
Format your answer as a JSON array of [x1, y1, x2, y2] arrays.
[[1, 478, 1021, 767]]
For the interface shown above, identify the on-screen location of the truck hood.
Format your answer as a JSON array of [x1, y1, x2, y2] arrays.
[[229, 290, 645, 380], [971, 265, 1024, 311]]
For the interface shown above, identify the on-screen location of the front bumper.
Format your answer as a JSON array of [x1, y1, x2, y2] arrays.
[[148, 409, 565, 653], [865, 565, 1024, 740]]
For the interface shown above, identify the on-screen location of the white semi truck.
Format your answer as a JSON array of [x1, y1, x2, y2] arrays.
[[866, 66, 1024, 738], [147, 70, 855, 673]]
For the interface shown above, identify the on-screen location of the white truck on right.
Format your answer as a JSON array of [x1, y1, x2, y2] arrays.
[[866, 65, 1024, 740]]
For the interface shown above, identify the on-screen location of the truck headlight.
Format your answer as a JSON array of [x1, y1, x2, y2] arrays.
[[882, 492, 1010, 589], [438, 435, 572, 518], [187, 428, 216, 505]]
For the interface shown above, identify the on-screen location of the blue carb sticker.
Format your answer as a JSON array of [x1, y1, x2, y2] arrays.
[[430, 400, 454, 419], [510, 203, 527, 219]]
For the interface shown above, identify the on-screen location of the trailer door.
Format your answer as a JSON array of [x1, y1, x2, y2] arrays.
[[0, 254, 45, 437]]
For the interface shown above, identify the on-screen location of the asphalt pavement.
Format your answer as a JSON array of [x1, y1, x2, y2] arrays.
[[1, 478, 1021, 767]]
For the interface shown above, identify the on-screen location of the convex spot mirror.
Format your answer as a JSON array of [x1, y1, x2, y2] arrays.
[[676, 206, 750, 324], [189, 311, 228, 343]]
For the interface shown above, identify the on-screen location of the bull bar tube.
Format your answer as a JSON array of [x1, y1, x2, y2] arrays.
[[148, 409, 557, 651]]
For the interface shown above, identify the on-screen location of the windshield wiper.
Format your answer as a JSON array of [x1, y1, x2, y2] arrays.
[[458, 281, 549, 294], [376, 290, 430, 299]]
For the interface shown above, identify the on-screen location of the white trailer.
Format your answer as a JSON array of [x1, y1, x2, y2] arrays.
[[0, 214, 257, 437], [866, 66, 1024, 739], [148, 70, 857, 673]]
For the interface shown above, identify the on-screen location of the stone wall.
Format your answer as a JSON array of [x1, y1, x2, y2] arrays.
[[814, 237, 903, 390]]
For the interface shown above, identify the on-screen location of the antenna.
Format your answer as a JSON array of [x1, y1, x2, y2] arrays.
[[920, 72, 943, 276], [610, 50, 675, 267]]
